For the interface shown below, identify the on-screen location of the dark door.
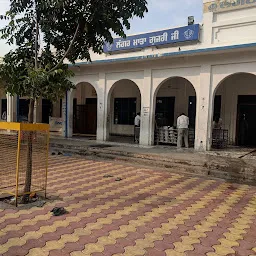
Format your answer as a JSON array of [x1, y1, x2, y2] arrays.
[[155, 97, 175, 127], [237, 104, 256, 146], [237, 96, 256, 146], [85, 98, 97, 134], [188, 96, 196, 128], [42, 99, 52, 124], [214, 95, 222, 120], [73, 98, 97, 135]]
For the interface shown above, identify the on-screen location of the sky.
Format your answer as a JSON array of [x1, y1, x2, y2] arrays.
[[0, 0, 203, 56]]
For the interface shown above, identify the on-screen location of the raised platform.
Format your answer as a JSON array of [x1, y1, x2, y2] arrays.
[[50, 137, 256, 185]]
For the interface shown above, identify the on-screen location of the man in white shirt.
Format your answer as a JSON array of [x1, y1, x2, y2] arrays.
[[134, 112, 141, 127], [134, 112, 141, 143], [177, 113, 189, 148]]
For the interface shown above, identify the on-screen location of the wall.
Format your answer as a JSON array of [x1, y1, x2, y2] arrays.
[[52, 100, 62, 118], [215, 73, 256, 144], [75, 82, 97, 104], [110, 79, 141, 136], [212, 6, 256, 45]]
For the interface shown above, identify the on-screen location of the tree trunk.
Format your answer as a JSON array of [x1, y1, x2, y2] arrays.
[[21, 98, 35, 204]]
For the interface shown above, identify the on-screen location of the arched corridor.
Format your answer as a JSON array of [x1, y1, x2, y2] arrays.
[[213, 73, 256, 148], [153, 77, 197, 147], [107, 79, 141, 144]]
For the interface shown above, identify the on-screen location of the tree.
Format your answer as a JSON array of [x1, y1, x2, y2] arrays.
[[0, 0, 148, 202]]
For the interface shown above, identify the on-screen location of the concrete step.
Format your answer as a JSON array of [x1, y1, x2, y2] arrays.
[[50, 142, 256, 185]]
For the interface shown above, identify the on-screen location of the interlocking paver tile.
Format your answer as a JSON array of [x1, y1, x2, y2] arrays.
[[0, 155, 255, 256]]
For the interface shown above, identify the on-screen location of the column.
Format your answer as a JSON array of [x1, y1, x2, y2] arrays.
[[97, 73, 106, 141], [140, 69, 154, 146], [6, 93, 17, 122], [103, 75, 110, 142], [62, 90, 73, 138], [194, 65, 213, 151]]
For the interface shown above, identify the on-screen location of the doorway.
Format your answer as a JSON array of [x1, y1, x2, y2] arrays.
[[237, 96, 256, 146], [72, 82, 98, 136]]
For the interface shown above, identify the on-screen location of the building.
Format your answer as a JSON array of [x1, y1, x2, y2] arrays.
[[2, 0, 256, 151]]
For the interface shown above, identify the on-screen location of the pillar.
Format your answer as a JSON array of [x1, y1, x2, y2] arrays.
[[96, 73, 106, 141], [140, 69, 154, 146], [62, 90, 73, 138], [6, 94, 17, 122], [194, 65, 213, 151], [103, 75, 110, 142]]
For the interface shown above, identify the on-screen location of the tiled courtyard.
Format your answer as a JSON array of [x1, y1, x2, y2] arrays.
[[0, 156, 256, 256]]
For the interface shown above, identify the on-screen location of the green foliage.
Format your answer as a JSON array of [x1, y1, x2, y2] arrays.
[[0, 0, 148, 101], [0, 49, 74, 101]]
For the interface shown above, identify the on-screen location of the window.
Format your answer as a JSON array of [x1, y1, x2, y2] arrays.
[[114, 98, 136, 125]]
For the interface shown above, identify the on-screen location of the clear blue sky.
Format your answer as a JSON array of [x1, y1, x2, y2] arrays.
[[0, 0, 203, 56]]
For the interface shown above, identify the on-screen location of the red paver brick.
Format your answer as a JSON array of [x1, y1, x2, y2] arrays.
[[49, 249, 70, 256], [2, 246, 29, 256], [145, 248, 167, 256], [187, 243, 215, 256], [103, 244, 124, 255], [125, 231, 145, 241], [61, 242, 86, 254], [22, 238, 47, 251], [154, 240, 174, 251]]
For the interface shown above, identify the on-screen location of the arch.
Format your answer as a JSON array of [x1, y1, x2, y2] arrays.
[[211, 62, 256, 94], [105, 79, 142, 143], [153, 76, 197, 100], [213, 72, 256, 96], [71, 81, 98, 136], [152, 76, 197, 147], [107, 79, 142, 105], [211, 72, 256, 148], [71, 81, 98, 100]]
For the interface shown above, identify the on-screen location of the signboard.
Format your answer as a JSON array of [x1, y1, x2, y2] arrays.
[[103, 24, 200, 53], [143, 107, 150, 117], [49, 117, 63, 133], [204, 0, 256, 13]]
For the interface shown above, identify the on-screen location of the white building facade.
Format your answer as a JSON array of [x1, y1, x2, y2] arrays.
[[3, 0, 256, 151]]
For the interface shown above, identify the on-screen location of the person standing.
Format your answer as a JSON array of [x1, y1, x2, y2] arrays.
[[134, 112, 141, 143], [1, 111, 7, 121], [177, 113, 189, 148]]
